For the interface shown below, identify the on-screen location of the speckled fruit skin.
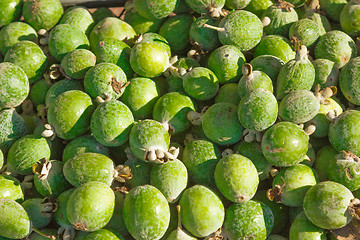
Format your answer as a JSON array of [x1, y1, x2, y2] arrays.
[[84, 62, 127, 100], [92, 8, 115, 23], [208, 45, 246, 84], [261, 122, 309, 167], [135, 0, 177, 19], [202, 103, 243, 146], [83, 229, 123, 240], [238, 69, 273, 100], [153, 92, 196, 135], [0, 0, 22, 28], [130, 41, 169, 78], [54, 188, 75, 230], [137, 32, 171, 57], [289, 19, 320, 49], [105, 191, 128, 237], [328, 110, 360, 156], [124, 9, 164, 34], [29, 79, 51, 106], [47, 90, 95, 140], [250, 55, 285, 82], [254, 35, 296, 64], [48, 24, 90, 62], [7, 135, 50, 175], [22, 198, 52, 229], [150, 159, 188, 203], [89, 17, 136, 52], [61, 49, 96, 80], [190, 15, 221, 52], [218, 10, 263, 51], [123, 185, 170, 240], [0, 21, 37, 56], [129, 119, 170, 161], [124, 158, 152, 188], [166, 228, 196, 240], [319, 0, 348, 22], [312, 59, 339, 90], [215, 154, 259, 203], [225, 0, 251, 9], [0, 199, 31, 239], [223, 201, 269, 240], [67, 181, 115, 232], [59, 6, 95, 36], [0, 62, 29, 110], [238, 88, 278, 131], [0, 108, 28, 153], [340, 0, 360, 37], [45, 79, 83, 107], [303, 181, 354, 229], [22, 0, 63, 31], [289, 211, 327, 240], [315, 30, 357, 69], [0, 150, 3, 169], [339, 57, 360, 105], [215, 83, 241, 105], [91, 100, 134, 147], [0, 174, 24, 202], [179, 185, 225, 238], [185, 0, 225, 14], [314, 145, 338, 182]]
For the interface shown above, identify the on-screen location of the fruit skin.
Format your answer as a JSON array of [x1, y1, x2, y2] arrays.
[[134, 0, 177, 19], [22, 0, 63, 31], [0, 174, 24, 202], [237, 67, 273, 100], [54, 188, 75, 231], [124, 9, 164, 34], [185, 0, 225, 14], [328, 110, 360, 156], [215, 83, 241, 106], [7, 135, 51, 175], [312, 59, 339, 90], [0, 198, 31, 239], [61, 49, 96, 80], [261, 122, 309, 167], [47, 90, 95, 140], [45, 79, 83, 107], [179, 185, 225, 238], [67, 181, 115, 232], [250, 55, 285, 82], [189, 15, 221, 52], [0, 0, 23, 28], [319, 0, 348, 22], [105, 191, 129, 237], [59, 6, 95, 36], [303, 181, 354, 229], [29, 79, 51, 106], [82, 229, 123, 240], [289, 211, 327, 240], [214, 154, 259, 203], [245, 0, 273, 17], [289, 18, 320, 49], [91, 100, 134, 147], [0, 62, 29, 110], [340, 0, 360, 37], [339, 56, 360, 105], [314, 145, 338, 182], [0, 150, 3, 170], [122, 185, 170, 240], [124, 157, 152, 188], [22, 198, 53, 229]]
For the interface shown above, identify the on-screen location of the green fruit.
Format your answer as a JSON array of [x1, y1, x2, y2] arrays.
[[123, 185, 170, 240], [28, 228, 58, 240], [0, 174, 24, 202], [289, 19, 320, 49], [0, 150, 3, 169], [0, 199, 31, 239], [135, 32, 171, 58], [22, 198, 54, 229], [215, 83, 241, 105], [319, 0, 347, 22], [185, 0, 225, 15], [340, 0, 360, 37], [304, 9, 331, 36], [134, 0, 177, 19], [29, 79, 51, 106], [250, 55, 285, 82], [124, 9, 164, 34], [254, 35, 296, 63], [59, 6, 95, 36], [189, 15, 221, 52], [289, 211, 327, 240], [83, 229, 123, 240], [0, 0, 23, 28], [314, 145, 338, 182], [179, 185, 225, 238], [105, 192, 128, 237], [67, 181, 115, 232], [245, 0, 273, 17], [92, 7, 115, 24], [47, 90, 95, 140], [167, 58, 199, 93], [54, 188, 75, 233], [45, 79, 83, 107], [339, 56, 360, 105], [61, 49, 96, 80], [312, 59, 339, 90], [225, 0, 251, 9], [22, 0, 63, 31], [124, 157, 152, 188]]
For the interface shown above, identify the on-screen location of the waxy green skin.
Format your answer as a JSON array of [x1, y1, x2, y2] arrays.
[[95, 38, 133, 78], [4, 41, 47, 84], [59, 6, 95, 36], [261, 122, 309, 167], [254, 35, 296, 63], [0, 21, 37, 56], [120, 77, 162, 120], [124, 158, 152, 188], [304, 10, 332, 36], [289, 211, 327, 240], [89, 17, 136, 52], [150, 159, 188, 203], [234, 141, 272, 181], [29, 79, 51, 106], [105, 192, 128, 237], [135, 0, 177, 19], [215, 83, 241, 105], [84, 63, 127, 100], [0, 62, 29, 110], [218, 10, 263, 51], [267, 235, 288, 240], [289, 19, 320, 49], [185, 0, 225, 14], [166, 228, 196, 240], [208, 45, 246, 84], [250, 55, 285, 82], [303, 181, 354, 229], [215, 154, 259, 203], [190, 16, 221, 52], [63, 152, 115, 187], [319, 0, 348, 22], [7, 135, 50, 175], [183, 67, 219, 101], [92, 7, 115, 24], [167, 58, 199, 93], [23, 0, 63, 31], [61, 49, 96, 80], [91, 100, 134, 147], [262, 4, 298, 37], [47, 90, 95, 140], [130, 41, 170, 78], [225, 0, 251, 9], [129, 119, 170, 161], [0, 108, 28, 153], [238, 88, 277, 131], [340, 0, 360, 37], [314, 145, 338, 182], [329, 110, 360, 156], [48, 24, 90, 62], [124, 9, 164, 34], [315, 30, 357, 69], [312, 59, 339, 90], [202, 103, 243, 146], [123, 185, 170, 240], [179, 185, 225, 238], [34, 160, 71, 197], [223, 201, 269, 240], [339, 57, 360, 105], [67, 181, 115, 232], [0, 0, 22, 28], [45, 79, 83, 107], [245, 0, 272, 17], [182, 139, 220, 188], [0, 150, 3, 169], [83, 229, 123, 240], [153, 92, 196, 134], [273, 164, 318, 207], [22, 198, 52, 229], [54, 188, 75, 228], [0, 174, 24, 202], [238, 69, 273, 100], [137, 33, 171, 57], [0, 199, 31, 239]]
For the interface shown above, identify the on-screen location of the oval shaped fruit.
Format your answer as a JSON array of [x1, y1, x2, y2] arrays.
[[54, 188, 75, 235], [0, 0, 22, 28], [105, 191, 128, 237], [59, 6, 94, 36], [45, 79, 83, 107], [22, 198, 54, 229], [340, 0, 360, 37], [289, 18, 320, 49], [289, 211, 327, 240], [61, 49, 96, 80], [312, 58, 339, 90], [189, 15, 221, 52], [134, 0, 177, 19], [0, 174, 24, 202], [339, 56, 360, 105], [215, 83, 241, 105], [124, 9, 164, 34], [250, 55, 285, 82], [254, 35, 296, 63], [82, 229, 123, 240]]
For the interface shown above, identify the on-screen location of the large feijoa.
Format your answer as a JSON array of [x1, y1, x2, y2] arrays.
[[339, 56, 360, 105], [122, 185, 170, 240], [249, 55, 285, 83], [60, 49, 96, 80], [0, 174, 24, 202], [47, 90, 95, 140], [21, 197, 55, 229], [340, 0, 360, 37], [133, 0, 177, 19], [319, 0, 347, 22], [184, 0, 225, 17], [0, 0, 22, 28], [124, 8, 164, 34], [59, 6, 95, 36], [289, 211, 327, 240]]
